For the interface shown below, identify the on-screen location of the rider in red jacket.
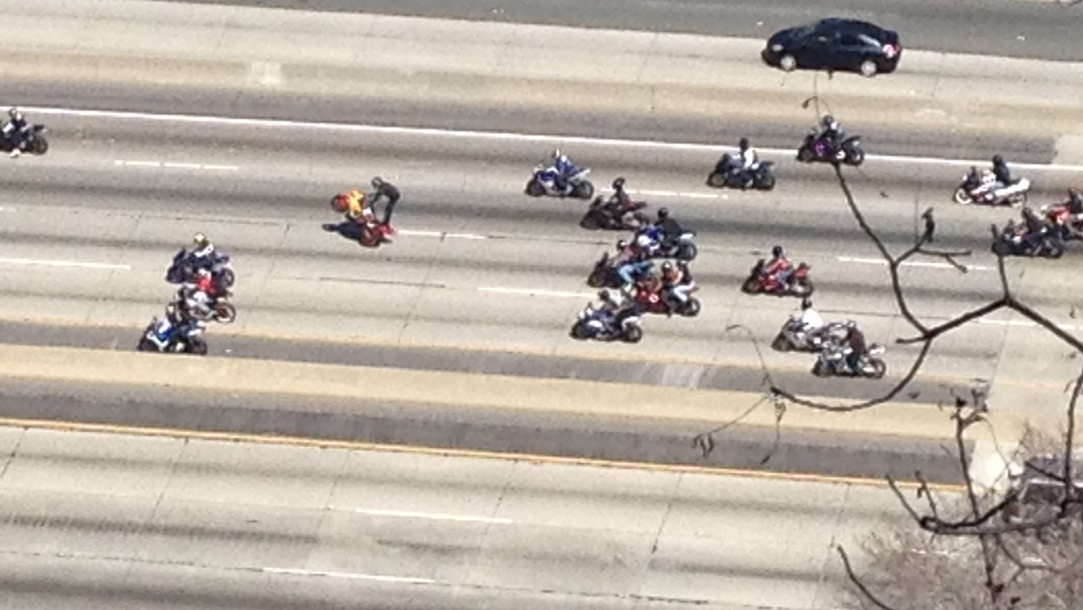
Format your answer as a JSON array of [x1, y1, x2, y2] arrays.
[[761, 245, 794, 291]]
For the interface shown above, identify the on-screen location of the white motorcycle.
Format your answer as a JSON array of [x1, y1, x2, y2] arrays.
[[953, 168, 1030, 206], [812, 339, 886, 378], [771, 318, 846, 352], [525, 165, 594, 199]]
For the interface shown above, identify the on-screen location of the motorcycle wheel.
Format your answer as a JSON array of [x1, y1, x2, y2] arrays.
[[679, 298, 701, 317], [812, 360, 829, 377], [214, 302, 237, 324], [579, 215, 601, 230], [31, 136, 48, 155], [525, 180, 545, 197], [586, 268, 609, 288], [359, 226, 381, 248], [574, 181, 595, 199], [622, 325, 643, 344], [706, 172, 727, 188], [217, 268, 236, 290], [991, 241, 1011, 256], [137, 338, 157, 352], [952, 187, 971, 205], [757, 173, 776, 191], [866, 358, 887, 379], [186, 338, 209, 356], [677, 243, 698, 261], [847, 148, 865, 166], [771, 333, 792, 352], [741, 276, 760, 294], [1044, 244, 1065, 259], [570, 322, 590, 340], [793, 280, 814, 297], [796, 147, 814, 163]]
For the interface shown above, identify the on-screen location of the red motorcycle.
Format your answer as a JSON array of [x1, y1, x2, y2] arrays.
[[741, 259, 813, 297], [326, 194, 396, 248], [1042, 203, 1083, 241], [633, 277, 701, 317]]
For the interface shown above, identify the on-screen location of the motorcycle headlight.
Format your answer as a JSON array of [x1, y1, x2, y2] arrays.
[[771, 43, 783, 52]]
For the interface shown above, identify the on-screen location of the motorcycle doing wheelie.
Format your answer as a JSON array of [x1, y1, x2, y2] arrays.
[[812, 339, 887, 378], [707, 154, 776, 190], [570, 303, 644, 343], [952, 167, 1030, 206], [796, 130, 865, 166], [525, 165, 594, 199], [742, 259, 814, 297], [137, 316, 208, 355]]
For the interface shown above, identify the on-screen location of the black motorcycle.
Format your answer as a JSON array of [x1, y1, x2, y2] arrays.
[[1, 124, 48, 156], [579, 197, 650, 231], [991, 223, 1064, 259], [796, 131, 864, 166], [587, 253, 654, 288], [166, 248, 236, 290], [707, 154, 776, 190]]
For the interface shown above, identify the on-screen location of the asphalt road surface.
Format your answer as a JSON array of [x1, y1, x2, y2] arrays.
[[0, 426, 922, 609], [150, 0, 1083, 61]]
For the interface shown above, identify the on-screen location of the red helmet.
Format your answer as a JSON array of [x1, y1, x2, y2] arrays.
[[330, 195, 348, 213]]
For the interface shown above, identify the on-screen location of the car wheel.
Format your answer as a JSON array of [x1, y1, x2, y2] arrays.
[[779, 55, 797, 71], [859, 59, 878, 77]]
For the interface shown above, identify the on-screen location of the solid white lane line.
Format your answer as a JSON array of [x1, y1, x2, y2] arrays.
[[478, 286, 595, 298], [0, 207, 13, 212], [0, 257, 130, 270], [444, 232, 488, 240], [262, 567, 435, 584], [115, 159, 240, 171], [398, 229, 489, 240], [837, 256, 993, 272], [349, 508, 513, 524], [29, 106, 1083, 172], [631, 189, 726, 200]]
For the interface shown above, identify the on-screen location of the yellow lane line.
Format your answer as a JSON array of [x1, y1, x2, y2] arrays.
[[0, 417, 966, 493]]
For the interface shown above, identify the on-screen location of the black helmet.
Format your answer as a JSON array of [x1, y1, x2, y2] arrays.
[[371, 176, 385, 189], [598, 289, 611, 301], [772, 245, 784, 258], [657, 207, 669, 220], [612, 177, 626, 190], [821, 115, 837, 129], [617, 239, 628, 250], [661, 261, 674, 273], [992, 154, 1004, 165], [801, 298, 813, 310], [739, 137, 749, 150]]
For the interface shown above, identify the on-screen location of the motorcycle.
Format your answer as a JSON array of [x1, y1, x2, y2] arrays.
[[771, 318, 846, 352], [637, 227, 699, 261], [990, 223, 1064, 259], [570, 303, 644, 343], [0, 124, 48, 156], [580, 197, 650, 231], [952, 168, 1030, 206], [632, 277, 701, 317], [525, 165, 594, 199], [706, 155, 776, 190], [136, 316, 208, 355], [741, 259, 814, 297], [174, 284, 237, 324], [812, 340, 887, 378], [323, 207, 395, 248], [166, 248, 235, 290], [587, 253, 653, 288], [796, 131, 865, 166], [1042, 203, 1083, 241]]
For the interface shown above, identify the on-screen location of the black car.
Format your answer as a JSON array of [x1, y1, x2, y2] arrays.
[[762, 18, 901, 77]]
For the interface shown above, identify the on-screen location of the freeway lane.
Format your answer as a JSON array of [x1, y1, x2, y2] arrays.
[[0, 118, 1081, 411], [150, 0, 1083, 61], [0, 426, 918, 609]]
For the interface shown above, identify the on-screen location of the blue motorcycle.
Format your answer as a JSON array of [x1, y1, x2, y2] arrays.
[[570, 304, 643, 343], [137, 316, 208, 355], [525, 164, 595, 199], [166, 248, 235, 290]]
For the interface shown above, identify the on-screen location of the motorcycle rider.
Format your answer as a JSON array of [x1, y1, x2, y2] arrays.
[[592, 289, 642, 336], [660, 261, 694, 316], [1058, 188, 1083, 239], [761, 245, 794, 292], [614, 239, 652, 289], [653, 207, 686, 251], [792, 297, 825, 346], [816, 115, 845, 156], [179, 267, 225, 319], [185, 233, 217, 273], [601, 177, 635, 222], [991, 155, 1014, 191], [368, 176, 400, 235], [737, 137, 759, 172], [843, 320, 867, 374], [549, 148, 581, 194], [1020, 205, 1052, 251], [2, 107, 29, 157]]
